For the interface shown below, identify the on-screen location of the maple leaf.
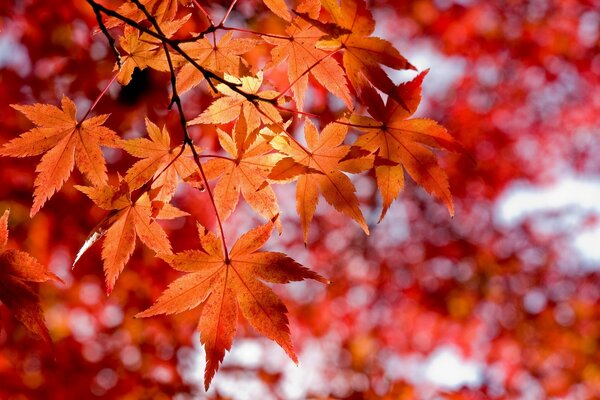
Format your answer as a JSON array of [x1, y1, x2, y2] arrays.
[[104, 0, 181, 29], [202, 116, 283, 231], [122, 118, 198, 203], [263, 0, 292, 21], [349, 71, 457, 220], [0, 210, 63, 343], [75, 182, 188, 293], [317, 0, 415, 107], [137, 221, 327, 389], [264, 17, 352, 111], [1, 96, 120, 216], [118, 16, 190, 85], [187, 71, 283, 133], [177, 31, 260, 94], [268, 120, 369, 242]]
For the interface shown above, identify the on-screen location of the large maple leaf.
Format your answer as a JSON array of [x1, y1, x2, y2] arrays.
[[75, 182, 188, 293], [177, 31, 260, 94], [1, 96, 120, 216], [0, 210, 63, 343], [202, 116, 283, 231], [122, 118, 197, 203], [265, 17, 352, 111], [318, 0, 415, 107], [187, 71, 283, 133], [137, 221, 327, 389], [268, 120, 369, 242], [350, 71, 457, 220]]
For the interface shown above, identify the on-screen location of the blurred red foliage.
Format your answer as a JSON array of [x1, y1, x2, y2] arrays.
[[1, 0, 600, 398]]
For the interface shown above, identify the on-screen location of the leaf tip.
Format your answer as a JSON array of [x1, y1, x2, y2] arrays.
[[51, 273, 65, 285]]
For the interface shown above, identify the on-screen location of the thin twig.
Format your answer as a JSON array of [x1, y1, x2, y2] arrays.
[[81, 71, 119, 122], [92, 6, 122, 67], [218, 0, 238, 26], [129, 0, 231, 261], [191, 0, 214, 27]]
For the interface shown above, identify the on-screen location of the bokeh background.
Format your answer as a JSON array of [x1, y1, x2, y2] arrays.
[[1, 0, 600, 398]]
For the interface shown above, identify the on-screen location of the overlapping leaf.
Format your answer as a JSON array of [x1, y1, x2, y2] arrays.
[[122, 118, 197, 203], [104, 0, 181, 29], [317, 0, 414, 107], [75, 182, 188, 293], [349, 71, 457, 220], [177, 31, 260, 94], [188, 72, 282, 133], [263, 0, 292, 21], [202, 116, 283, 231], [118, 16, 189, 85], [137, 221, 327, 389], [0, 210, 63, 343], [268, 120, 369, 242], [1, 96, 119, 216], [265, 17, 352, 111]]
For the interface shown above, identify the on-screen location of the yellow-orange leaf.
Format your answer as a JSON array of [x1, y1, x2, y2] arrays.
[[104, 0, 181, 29], [122, 118, 197, 203], [202, 116, 283, 231], [188, 72, 282, 133], [177, 31, 260, 94], [269, 120, 369, 242], [263, 0, 291, 21], [117, 17, 189, 85]]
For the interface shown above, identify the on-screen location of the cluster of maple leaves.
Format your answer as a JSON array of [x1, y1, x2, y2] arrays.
[[1, 0, 456, 389]]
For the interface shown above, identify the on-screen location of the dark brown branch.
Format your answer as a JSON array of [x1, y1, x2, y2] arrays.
[[92, 4, 121, 67]]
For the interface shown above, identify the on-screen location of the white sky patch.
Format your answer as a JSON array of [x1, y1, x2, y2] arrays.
[[384, 345, 483, 393], [388, 38, 467, 104], [0, 26, 31, 77], [496, 176, 600, 264], [423, 346, 483, 389]]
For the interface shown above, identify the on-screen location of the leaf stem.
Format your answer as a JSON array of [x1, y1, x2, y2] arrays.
[[219, 26, 289, 40], [80, 71, 119, 122], [190, 0, 214, 26], [218, 0, 238, 26]]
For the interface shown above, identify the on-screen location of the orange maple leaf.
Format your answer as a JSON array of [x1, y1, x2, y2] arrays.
[[75, 182, 188, 293], [104, 0, 181, 30], [318, 0, 415, 107], [1, 96, 120, 216], [265, 17, 352, 111], [0, 210, 63, 342], [202, 116, 283, 231], [177, 31, 260, 94], [350, 71, 457, 220], [263, 0, 292, 21], [122, 118, 198, 203], [187, 71, 283, 133], [137, 221, 327, 389], [268, 120, 369, 242], [117, 16, 189, 85]]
